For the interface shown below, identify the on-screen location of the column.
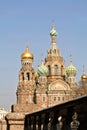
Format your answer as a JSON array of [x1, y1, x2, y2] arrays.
[[42, 114, 49, 130], [27, 116, 31, 130], [37, 115, 41, 130], [32, 116, 36, 130]]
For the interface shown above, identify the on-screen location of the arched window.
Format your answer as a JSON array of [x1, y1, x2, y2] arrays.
[[54, 97, 56, 101], [43, 96, 45, 102], [21, 72, 24, 81], [61, 65, 63, 75], [54, 65, 58, 75], [48, 65, 51, 75], [26, 73, 30, 81], [54, 49, 56, 54]]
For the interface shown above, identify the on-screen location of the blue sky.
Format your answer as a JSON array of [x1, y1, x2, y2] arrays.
[[0, 0, 87, 110]]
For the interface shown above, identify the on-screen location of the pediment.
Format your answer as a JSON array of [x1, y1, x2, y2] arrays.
[[49, 79, 70, 90]]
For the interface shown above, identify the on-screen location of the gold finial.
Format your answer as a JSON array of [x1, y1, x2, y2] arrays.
[[25, 39, 29, 50]]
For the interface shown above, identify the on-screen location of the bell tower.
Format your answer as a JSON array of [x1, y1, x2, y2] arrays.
[[17, 44, 35, 104], [45, 23, 66, 83]]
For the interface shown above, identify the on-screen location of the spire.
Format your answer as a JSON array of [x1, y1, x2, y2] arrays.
[[70, 54, 72, 65], [49, 21, 58, 51], [50, 21, 57, 37], [83, 65, 85, 74], [52, 20, 55, 29]]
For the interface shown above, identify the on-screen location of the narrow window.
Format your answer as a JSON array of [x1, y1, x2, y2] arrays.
[[54, 65, 58, 75], [54, 49, 56, 54], [22, 72, 24, 81], [26, 73, 30, 81], [54, 97, 56, 101], [48, 65, 51, 75], [43, 96, 45, 102], [61, 65, 63, 75]]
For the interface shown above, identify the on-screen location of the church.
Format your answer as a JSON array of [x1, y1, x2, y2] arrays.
[[4, 24, 87, 130], [14, 23, 87, 111]]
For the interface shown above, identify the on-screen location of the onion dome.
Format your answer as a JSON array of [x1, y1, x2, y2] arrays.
[[66, 55, 77, 76], [81, 74, 87, 80], [50, 21, 57, 36], [50, 27, 57, 36], [21, 45, 34, 61], [50, 28, 57, 36], [37, 61, 48, 76], [81, 65, 87, 80]]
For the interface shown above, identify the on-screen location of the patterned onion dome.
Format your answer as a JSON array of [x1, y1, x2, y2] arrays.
[[66, 64, 77, 76], [37, 61, 48, 76], [66, 55, 77, 76], [50, 21, 57, 36], [50, 27, 57, 36], [21, 45, 34, 61]]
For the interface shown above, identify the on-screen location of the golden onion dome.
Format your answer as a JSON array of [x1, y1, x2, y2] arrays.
[[21, 45, 34, 61], [81, 73, 87, 80]]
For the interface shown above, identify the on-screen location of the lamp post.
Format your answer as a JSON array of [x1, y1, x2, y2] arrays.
[[70, 112, 80, 130]]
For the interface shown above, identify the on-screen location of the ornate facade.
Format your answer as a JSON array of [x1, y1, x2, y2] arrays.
[[12, 24, 80, 113], [5, 24, 87, 130]]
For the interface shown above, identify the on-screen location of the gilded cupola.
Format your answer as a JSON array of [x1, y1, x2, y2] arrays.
[[81, 65, 87, 80], [21, 45, 34, 62]]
